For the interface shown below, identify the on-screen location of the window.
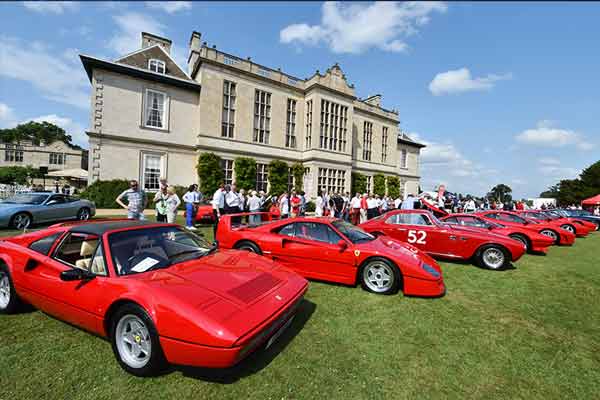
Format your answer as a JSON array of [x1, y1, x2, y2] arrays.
[[222, 81, 236, 138], [362, 121, 373, 161], [144, 89, 167, 129], [148, 59, 166, 74], [294, 222, 342, 244], [319, 99, 348, 152], [366, 176, 372, 193], [53, 233, 100, 270], [142, 153, 163, 191], [221, 159, 233, 185], [256, 163, 268, 192], [318, 168, 346, 194], [49, 152, 66, 165], [29, 232, 62, 255], [285, 99, 297, 148], [47, 195, 67, 205], [388, 213, 432, 225], [455, 216, 488, 228], [277, 223, 295, 237], [382, 127, 388, 163], [401, 149, 408, 169], [4, 144, 24, 162], [305, 100, 313, 149], [253, 90, 271, 144]]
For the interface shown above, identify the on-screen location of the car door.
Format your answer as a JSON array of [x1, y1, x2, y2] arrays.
[[271, 222, 356, 283], [19, 232, 108, 334], [383, 213, 449, 255], [37, 194, 72, 222]]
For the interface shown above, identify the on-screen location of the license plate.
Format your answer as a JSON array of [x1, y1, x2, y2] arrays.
[[266, 316, 295, 349]]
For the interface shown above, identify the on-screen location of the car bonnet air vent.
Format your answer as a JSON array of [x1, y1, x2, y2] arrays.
[[227, 273, 282, 304]]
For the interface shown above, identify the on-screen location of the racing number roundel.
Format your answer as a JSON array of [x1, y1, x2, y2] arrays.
[[407, 230, 427, 244]]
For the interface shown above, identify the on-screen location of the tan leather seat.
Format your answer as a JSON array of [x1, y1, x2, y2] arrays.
[[75, 240, 98, 270]]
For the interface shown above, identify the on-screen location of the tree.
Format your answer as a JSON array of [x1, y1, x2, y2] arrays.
[[233, 157, 256, 190], [291, 162, 304, 192], [0, 166, 41, 185], [540, 184, 559, 198], [196, 152, 223, 195], [351, 172, 367, 194], [387, 176, 400, 199], [539, 159, 600, 205], [579, 160, 600, 198], [487, 184, 513, 203], [373, 173, 386, 196], [268, 160, 288, 196], [0, 121, 80, 149]]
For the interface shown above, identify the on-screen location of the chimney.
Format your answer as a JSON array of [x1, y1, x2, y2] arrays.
[[141, 32, 172, 54], [364, 94, 381, 108], [187, 31, 202, 75]]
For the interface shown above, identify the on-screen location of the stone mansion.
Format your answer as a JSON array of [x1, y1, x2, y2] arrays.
[[80, 31, 424, 197]]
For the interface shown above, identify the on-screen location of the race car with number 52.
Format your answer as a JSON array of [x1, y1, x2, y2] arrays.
[[360, 209, 526, 270]]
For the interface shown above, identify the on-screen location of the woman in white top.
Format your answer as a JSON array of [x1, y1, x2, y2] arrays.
[[248, 191, 261, 225], [165, 186, 181, 224], [315, 191, 324, 217], [153, 186, 169, 222], [279, 192, 290, 218]]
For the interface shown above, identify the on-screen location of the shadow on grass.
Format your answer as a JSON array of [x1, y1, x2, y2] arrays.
[[172, 298, 317, 383]]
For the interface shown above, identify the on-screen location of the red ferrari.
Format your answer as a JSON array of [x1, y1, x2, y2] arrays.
[[440, 213, 554, 253], [477, 210, 576, 245], [513, 210, 595, 237], [216, 213, 445, 297], [360, 210, 526, 270], [0, 220, 308, 376]]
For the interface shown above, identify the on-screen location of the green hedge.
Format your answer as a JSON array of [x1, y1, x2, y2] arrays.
[[387, 176, 400, 199], [351, 172, 367, 194], [304, 200, 316, 213], [373, 173, 386, 196], [197, 152, 223, 195], [234, 157, 257, 190], [291, 162, 304, 192], [268, 160, 289, 196], [0, 166, 42, 185], [79, 179, 130, 208]]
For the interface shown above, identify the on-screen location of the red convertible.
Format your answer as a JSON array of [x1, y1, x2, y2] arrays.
[[476, 210, 576, 245], [513, 210, 595, 237], [360, 210, 526, 270], [216, 213, 445, 297], [0, 220, 308, 376], [440, 213, 554, 253]]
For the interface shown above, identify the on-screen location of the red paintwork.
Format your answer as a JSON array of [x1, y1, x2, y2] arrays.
[[195, 205, 280, 224], [216, 213, 445, 297], [476, 210, 576, 245], [0, 221, 308, 369], [513, 210, 595, 237], [440, 213, 554, 253], [360, 209, 527, 264]]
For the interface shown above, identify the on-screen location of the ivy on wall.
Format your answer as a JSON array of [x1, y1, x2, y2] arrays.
[[351, 172, 367, 194], [373, 173, 386, 196], [268, 160, 289, 195], [387, 176, 401, 199], [291, 162, 304, 192], [196, 152, 224, 195], [234, 157, 257, 190]]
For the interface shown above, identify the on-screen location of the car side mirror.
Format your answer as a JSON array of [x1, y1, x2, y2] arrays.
[[47, 200, 58, 205], [60, 268, 95, 282], [337, 240, 348, 251]]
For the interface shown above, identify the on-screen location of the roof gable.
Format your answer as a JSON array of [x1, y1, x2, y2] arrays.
[[115, 45, 190, 80]]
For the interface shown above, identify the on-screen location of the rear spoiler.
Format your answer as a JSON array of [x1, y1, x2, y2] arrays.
[[419, 198, 449, 217], [217, 212, 274, 231], [49, 217, 130, 229]]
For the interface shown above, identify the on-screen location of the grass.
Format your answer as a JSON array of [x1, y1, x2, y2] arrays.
[[1, 217, 599, 399]]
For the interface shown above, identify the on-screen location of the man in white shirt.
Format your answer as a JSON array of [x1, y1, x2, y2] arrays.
[[350, 193, 361, 225], [211, 183, 224, 235], [248, 191, 261, 225], [367, 194, 378, 220], [401, 194, 415, 210], [279, 192, 289, 218], [394, 196, 402, 209]]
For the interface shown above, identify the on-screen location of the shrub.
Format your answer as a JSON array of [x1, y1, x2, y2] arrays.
[[291, 162, 304, 192], [0, 166, 41, 185], [197, 152, 224, 195], [351, 172, 367, 194], [234, 157, 257, 191], [387, 176, 400, 199], [373, 173, 386, 196], [268, 160, 288, 196], [79, 179, 130, 208], [304, 200, 316, 213]]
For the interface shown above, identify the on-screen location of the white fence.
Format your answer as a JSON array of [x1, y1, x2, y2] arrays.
[[0, 184, 33, 200]]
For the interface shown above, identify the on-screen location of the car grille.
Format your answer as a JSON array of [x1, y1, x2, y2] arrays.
[[228, 273, 282, 304]]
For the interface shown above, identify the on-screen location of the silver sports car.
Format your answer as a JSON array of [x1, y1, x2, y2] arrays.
[[0, 192, 96, 229]]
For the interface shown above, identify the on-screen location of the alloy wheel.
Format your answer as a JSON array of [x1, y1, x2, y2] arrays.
[[0, 272, 10, 310], [115, 315, 152, 369], [13, 214, 31, 230], [482, 248, 505, 270], [363, 261, 394, 293]]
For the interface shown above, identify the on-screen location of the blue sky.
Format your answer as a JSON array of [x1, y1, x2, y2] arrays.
[[1, 1, 599, 198]]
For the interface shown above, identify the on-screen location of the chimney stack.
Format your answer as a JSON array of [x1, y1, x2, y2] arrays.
[[187, 31, 202, 76], [141, 32, 172, 54]]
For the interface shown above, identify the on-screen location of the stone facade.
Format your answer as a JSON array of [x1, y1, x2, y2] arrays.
[[81, 31, 424, 197], [1, 140, 87, 172]]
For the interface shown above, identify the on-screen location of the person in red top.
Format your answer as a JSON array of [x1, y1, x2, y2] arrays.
[[360, 193, 368, 224], [290, 190, 301, 217]]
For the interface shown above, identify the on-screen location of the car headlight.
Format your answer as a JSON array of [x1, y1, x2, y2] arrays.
[[422, 263, 440, 278]]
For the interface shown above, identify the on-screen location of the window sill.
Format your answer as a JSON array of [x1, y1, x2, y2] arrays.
[[140, 125, 170, 133]]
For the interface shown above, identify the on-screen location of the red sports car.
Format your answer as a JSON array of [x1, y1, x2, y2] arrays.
[[360, 210, 526, 270], [477, 210, 576, 245], [440, 213, 554, 253], [216, 213, 445, 297], [0, 220, 308, 376], [514, 210, 595, 237]]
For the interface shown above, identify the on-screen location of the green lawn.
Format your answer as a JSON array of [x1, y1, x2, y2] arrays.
[[1, 218, 599, 399]]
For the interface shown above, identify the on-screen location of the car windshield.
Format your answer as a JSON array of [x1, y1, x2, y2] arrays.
[[1, 194, 49, 205], [544, 211, 560, 219], [332, 220, 375, 244], [108, 226, 215, 276]]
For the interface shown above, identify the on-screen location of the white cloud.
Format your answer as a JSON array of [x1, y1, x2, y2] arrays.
[[0, 102, 18, 128], [280, 1, 447, 54], [22, 1, 79, 14], [538, 157, 560, 166], [429, 68, 511, 95], [28, 114, 87, 148], [0, 36, 89, 109], [515, 120, 594, 150], [145, 1, 192, 14]]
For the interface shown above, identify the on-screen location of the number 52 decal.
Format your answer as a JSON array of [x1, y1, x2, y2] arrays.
[[408, 230, 427, 244]]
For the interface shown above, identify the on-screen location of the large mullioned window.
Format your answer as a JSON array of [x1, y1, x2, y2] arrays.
[[285, 99, 297, 148], [381, 126, 388, 163], [318, 168, 346, 194], [253, 90, 271, 144], [319, 99, 348, 152], [362, 121, 373, 161], [222, 81, 236, 138]]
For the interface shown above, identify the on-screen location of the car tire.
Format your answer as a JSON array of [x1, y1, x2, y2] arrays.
[[509, 234, 529, 251], [539, 229, 559, 244], [0, 265, 23, 314], [77, 207, 91, 221], [476, 245, 509, 270], [234, 241, 262, 254], [110, 303, 166, 377], [359, 257, 400, 295], [10, 212, 31, 230], [560, 224, 575, 235]]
